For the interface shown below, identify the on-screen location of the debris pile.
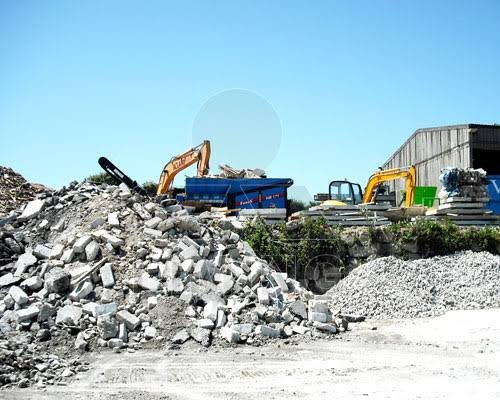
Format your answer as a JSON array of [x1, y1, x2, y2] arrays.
[[426, 167, 498, 226], [217, 164, 266, 179], [0, 180, 343, 388], [0, 166, 44, 218], [291, 204, 391, 226], [327, 251, 500, 319]]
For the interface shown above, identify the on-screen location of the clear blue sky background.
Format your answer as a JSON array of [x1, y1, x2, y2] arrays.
[[1, 1, 499, 201]]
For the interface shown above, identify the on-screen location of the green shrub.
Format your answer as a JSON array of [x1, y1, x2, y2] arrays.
[[86, 172, 119, 185], [142, 181, 158, 196]]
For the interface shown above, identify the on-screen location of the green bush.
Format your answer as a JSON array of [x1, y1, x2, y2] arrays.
[[142, 181, 158, 196], [86, 172, 119, 185], [388, 219, 500, 256]]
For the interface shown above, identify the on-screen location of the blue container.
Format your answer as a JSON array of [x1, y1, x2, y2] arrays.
[[183, 177, 293, 210], [487, 175, 500, 215]]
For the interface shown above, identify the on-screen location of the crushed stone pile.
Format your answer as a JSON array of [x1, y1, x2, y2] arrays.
[[327, 251, 500, 319], [0, 181, 344, 389], [0, 166, 44, 218]]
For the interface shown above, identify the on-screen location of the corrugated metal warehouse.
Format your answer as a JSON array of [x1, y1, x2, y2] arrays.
[[382, 124, 500, 201]]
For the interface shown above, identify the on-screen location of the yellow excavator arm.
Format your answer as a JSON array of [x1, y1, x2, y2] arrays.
[[363, 165, 416, 207], [156, 140, 211, 196]]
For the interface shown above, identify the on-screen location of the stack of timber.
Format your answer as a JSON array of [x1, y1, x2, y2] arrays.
[[425, 197, 500, 226], [238, 208, 287, 224], [291, 204, 391, 226]]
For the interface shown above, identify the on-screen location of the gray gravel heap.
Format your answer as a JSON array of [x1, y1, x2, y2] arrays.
[[328, 251, 500, 319]]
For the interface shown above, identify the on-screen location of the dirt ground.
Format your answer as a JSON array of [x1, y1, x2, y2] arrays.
[[3, 308, 500, 399]]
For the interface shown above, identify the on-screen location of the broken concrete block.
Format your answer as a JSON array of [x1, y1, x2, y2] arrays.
[[15, 306, 40, 323], [147, 296, 158, 310], [138, 275, 160, 292], [220, 326, 240, 343], [313, 321, 337, 334], [56, 305, 83, 325], [203, 301, 218, 322], [116, 310, 140, 330], [147, 262, 160, 274], [228, 263, 244, 278], [75, 332, 87, 352], [9, 286, 29, 305], [18, 199, 45, 221], [189, 327, 211, 346], [292, 325, 309, 335], [107, 212, 120, 227], [49, 244, 65, 260], [194, 260, 215, 281], [166, 278, 184, 295], [217, 279, 234, 296], [145, 217, 162, 229], [248, 261, 264, 285], [144, 326, 157, 339], [255, 324, 280, 338], [118, 323, 128, 342], [257, 287, 270, 305], [271, 272, 289, 293], [99, 263, 115, 288], [60, 248, 75, 264], [14, 252, 37, 276], [159, 261, 178, 279], [85, 240, 100, 261], [44, 267, 71, 293], [91, 217, 105, 228], [69, 280, 94, 301], [180, 259, 194, 274], [73, 235, 92, 253], [232, 323, 254, 335], [308, 300, 329, 314], [157, 218, 174, 232], [179, 246, 200, 262], [288, 300, 307, 319], [94, 303, 118, 317], [97, 314, 119, 339], [216, 309, 227, 328], [38, 303, 56, 322], [143, 228, 162, 238], [20, 276, 43, 292], [197, 318, 215, 329], [308, 312, 328, 323], [108, 338, 123, 349], [33, 244, 51, 260], [172, 329, 190, 344]]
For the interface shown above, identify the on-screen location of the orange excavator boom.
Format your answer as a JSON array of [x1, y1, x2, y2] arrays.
[[156, 140, 211, 195], [362, 165, 416, 207]]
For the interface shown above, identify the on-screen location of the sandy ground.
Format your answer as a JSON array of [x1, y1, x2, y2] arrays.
[[3, 308, 500, 399]]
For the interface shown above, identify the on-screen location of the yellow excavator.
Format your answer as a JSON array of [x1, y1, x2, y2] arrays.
[[319, 165, 417, 207], [98, 140, 211, 198]]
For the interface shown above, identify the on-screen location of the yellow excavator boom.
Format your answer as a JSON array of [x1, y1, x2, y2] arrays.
[[362, 165, 416, 207], [156, 140, 211, 196]]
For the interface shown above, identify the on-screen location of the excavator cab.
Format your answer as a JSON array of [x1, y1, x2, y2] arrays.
[[328, 180, 363, 205]]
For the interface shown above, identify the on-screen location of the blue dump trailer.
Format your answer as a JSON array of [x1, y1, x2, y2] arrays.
[[178, 177, 294, 211], [488, 175, 500, 215]]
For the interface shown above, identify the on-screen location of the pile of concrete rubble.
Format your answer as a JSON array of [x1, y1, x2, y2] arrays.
[[0, 181, 343, 388], [327, 251, 500, 319], [0, 166, 44, 218]]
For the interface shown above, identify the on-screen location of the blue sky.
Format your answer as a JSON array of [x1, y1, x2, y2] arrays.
[[1, 1, 499, 201]]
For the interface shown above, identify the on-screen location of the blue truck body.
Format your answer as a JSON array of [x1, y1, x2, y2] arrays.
[[178, 177, 294, 210], [487, 175, 500, 215]]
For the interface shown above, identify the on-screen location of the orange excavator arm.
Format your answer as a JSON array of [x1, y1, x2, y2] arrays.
[[363, 165, 416, 207], [156, 140, 211, 196]]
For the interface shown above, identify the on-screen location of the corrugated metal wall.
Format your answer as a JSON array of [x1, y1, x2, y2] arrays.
[[382, 125, 473, 197]]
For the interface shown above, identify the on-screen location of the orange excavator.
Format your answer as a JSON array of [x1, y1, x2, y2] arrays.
[[156, 140, 211, 196], [98, 140, 211, 198]]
